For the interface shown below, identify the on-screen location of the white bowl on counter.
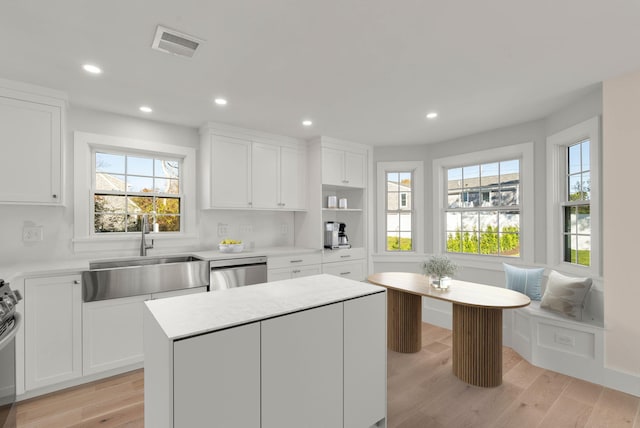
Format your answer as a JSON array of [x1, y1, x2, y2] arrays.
[[218, 243, 244, 253]]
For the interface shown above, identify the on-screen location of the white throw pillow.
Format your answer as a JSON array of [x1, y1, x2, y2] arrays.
[[540, 270, 592, 320]]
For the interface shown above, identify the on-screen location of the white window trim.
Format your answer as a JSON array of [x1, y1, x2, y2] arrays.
[[376, 161, 424, 254], [432, 142, 534, 265], [546, 116, 601, 277], [73, 131, 198, 252]]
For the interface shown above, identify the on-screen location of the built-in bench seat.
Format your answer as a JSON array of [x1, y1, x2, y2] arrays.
[[503, 278, 604, 385]]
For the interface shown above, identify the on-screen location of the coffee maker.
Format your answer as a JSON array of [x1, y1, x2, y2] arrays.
[[324, 221, 351, 249], [338, 222, 351, 248]]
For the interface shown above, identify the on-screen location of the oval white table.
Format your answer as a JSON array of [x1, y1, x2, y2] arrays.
[[367, 272, 530, 387]]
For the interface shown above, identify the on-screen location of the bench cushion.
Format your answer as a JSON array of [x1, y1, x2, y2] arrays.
[[540, 270, 592, 321], [503, 263, 544, 300]]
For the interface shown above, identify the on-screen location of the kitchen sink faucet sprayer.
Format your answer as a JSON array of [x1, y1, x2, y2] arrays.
[[140, 214, 154, 256]]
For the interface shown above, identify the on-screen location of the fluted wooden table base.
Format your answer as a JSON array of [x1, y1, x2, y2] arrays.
[[452, 303, 503, 387], [387, 288, 422, 353]]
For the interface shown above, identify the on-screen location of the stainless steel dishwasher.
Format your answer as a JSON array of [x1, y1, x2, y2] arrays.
[[209, 256, 268, 291]]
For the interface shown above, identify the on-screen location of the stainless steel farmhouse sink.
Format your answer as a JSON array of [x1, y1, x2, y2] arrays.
[[82, 255, 210, 302]]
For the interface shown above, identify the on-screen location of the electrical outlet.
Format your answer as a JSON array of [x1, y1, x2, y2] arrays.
[[23, 226, 43, 242], [217, 223, 229, 237], [239, 224, 253, 233]]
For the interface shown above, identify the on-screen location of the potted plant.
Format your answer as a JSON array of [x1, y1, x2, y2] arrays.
[[422, 255, 459, 289]]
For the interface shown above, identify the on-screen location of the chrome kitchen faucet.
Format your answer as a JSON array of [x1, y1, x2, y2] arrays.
[[140, 214, 154, 256]]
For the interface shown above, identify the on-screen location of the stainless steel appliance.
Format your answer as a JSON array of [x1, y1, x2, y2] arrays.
[[209, 256, 268, 291], [0, 280, 22, 428], [324, 221, 339, 249], [325, 222, 350, 249]]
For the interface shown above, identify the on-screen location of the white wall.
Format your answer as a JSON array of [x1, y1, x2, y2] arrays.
[[0, 105, 294, 266], [602, 71, 640, 379]]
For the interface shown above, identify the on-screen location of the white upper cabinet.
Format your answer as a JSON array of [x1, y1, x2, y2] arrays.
[[251, 142, 279, 209], [206, 135, 252, 208], [200, 124, 307, 210], [279, 146, 306, 210], [322, 147, 365, 188], [0, 81, 66, 205]]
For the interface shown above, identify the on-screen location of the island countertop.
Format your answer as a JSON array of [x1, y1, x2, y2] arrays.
[[144, 274, 385, 340]]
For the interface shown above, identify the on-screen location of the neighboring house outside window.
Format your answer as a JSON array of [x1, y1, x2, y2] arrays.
[[386, 172, 414, 251], [93, 151, 182, 233], [445, 159, 521, 257], [376, 161, 424, 254], [547, 117, 600, 275], [432, 143, 534, 264]]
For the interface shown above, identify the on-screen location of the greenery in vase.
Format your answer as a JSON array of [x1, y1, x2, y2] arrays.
[[422, 255, 458, 279]]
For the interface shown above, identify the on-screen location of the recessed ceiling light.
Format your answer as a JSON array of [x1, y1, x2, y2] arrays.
[[139, 106, 153, 113], [426, 112, 438, 119], [82, 64, 102, 74], [302, 120, 313, 126], [214, 98, 227, 105]]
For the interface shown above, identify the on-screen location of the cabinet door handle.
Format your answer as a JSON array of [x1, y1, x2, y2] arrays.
[[52, 194, 58, 199], [290, 259, 303, 263], [73, 280, 80, 284], [340, 255, 351, 258], [340, 272, 351, 275], [248, 202, 253, 206], [292, 269, 301, 274]]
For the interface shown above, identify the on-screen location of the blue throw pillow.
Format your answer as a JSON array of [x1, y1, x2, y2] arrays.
[[503, 263, 544, 301]]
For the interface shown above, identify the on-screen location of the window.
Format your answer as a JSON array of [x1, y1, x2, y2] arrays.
[[93, 151, 182, 233], [386, 171, 414, 251], [73, 131, 197, 252], [564, 140, 591, 266], [445, 159, 521, 256], [547, 117, 600, 274], [433, 143, 534, 263], [377, 161, 424, 254]]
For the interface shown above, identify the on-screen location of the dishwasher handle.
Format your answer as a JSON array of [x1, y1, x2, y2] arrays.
[[209, 256, 267, 269]]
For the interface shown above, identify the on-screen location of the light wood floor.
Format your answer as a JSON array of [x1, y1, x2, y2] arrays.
[[17, 323, 640, 427]]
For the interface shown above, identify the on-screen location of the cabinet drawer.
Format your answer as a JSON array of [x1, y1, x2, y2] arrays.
[[322, 247, 364, 264], [322, 260, 365, 281], [268, 252, 322, 269]]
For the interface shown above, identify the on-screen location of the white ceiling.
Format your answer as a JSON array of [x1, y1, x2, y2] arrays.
[[2, 1, 640, 146]]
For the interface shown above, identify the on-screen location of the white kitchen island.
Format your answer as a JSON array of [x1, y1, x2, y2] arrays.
[[143, 274, 387, 428]]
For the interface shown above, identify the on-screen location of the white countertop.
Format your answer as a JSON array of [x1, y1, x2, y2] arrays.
[[144, 274, 385, 340], [0, 246, 321, 283]]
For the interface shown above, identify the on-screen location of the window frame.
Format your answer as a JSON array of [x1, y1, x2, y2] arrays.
[[73, 131, 197, 252], [546, 117, 601, 276], [376, 161, 424, 254], [433, 142, 534, 265]]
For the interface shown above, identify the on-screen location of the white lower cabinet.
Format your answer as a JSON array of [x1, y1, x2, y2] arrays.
[[268, 264, 322, 281], [25, 275, 82, 390], [144, 290, 386, 428], [322, 259, 365, 281], [83, 287, 208, 376], [262, 303, 344, 428], [82, 294, 150, 376], [344, 292, 387, 427], [174, 323, 261, 428]]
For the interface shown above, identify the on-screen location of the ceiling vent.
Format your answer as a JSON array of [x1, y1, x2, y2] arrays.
[[151, 25, 203, 58]]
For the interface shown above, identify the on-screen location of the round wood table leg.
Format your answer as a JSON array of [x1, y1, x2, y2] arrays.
[[387, 289, 421, 353], [452, 303, 502, 387]]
